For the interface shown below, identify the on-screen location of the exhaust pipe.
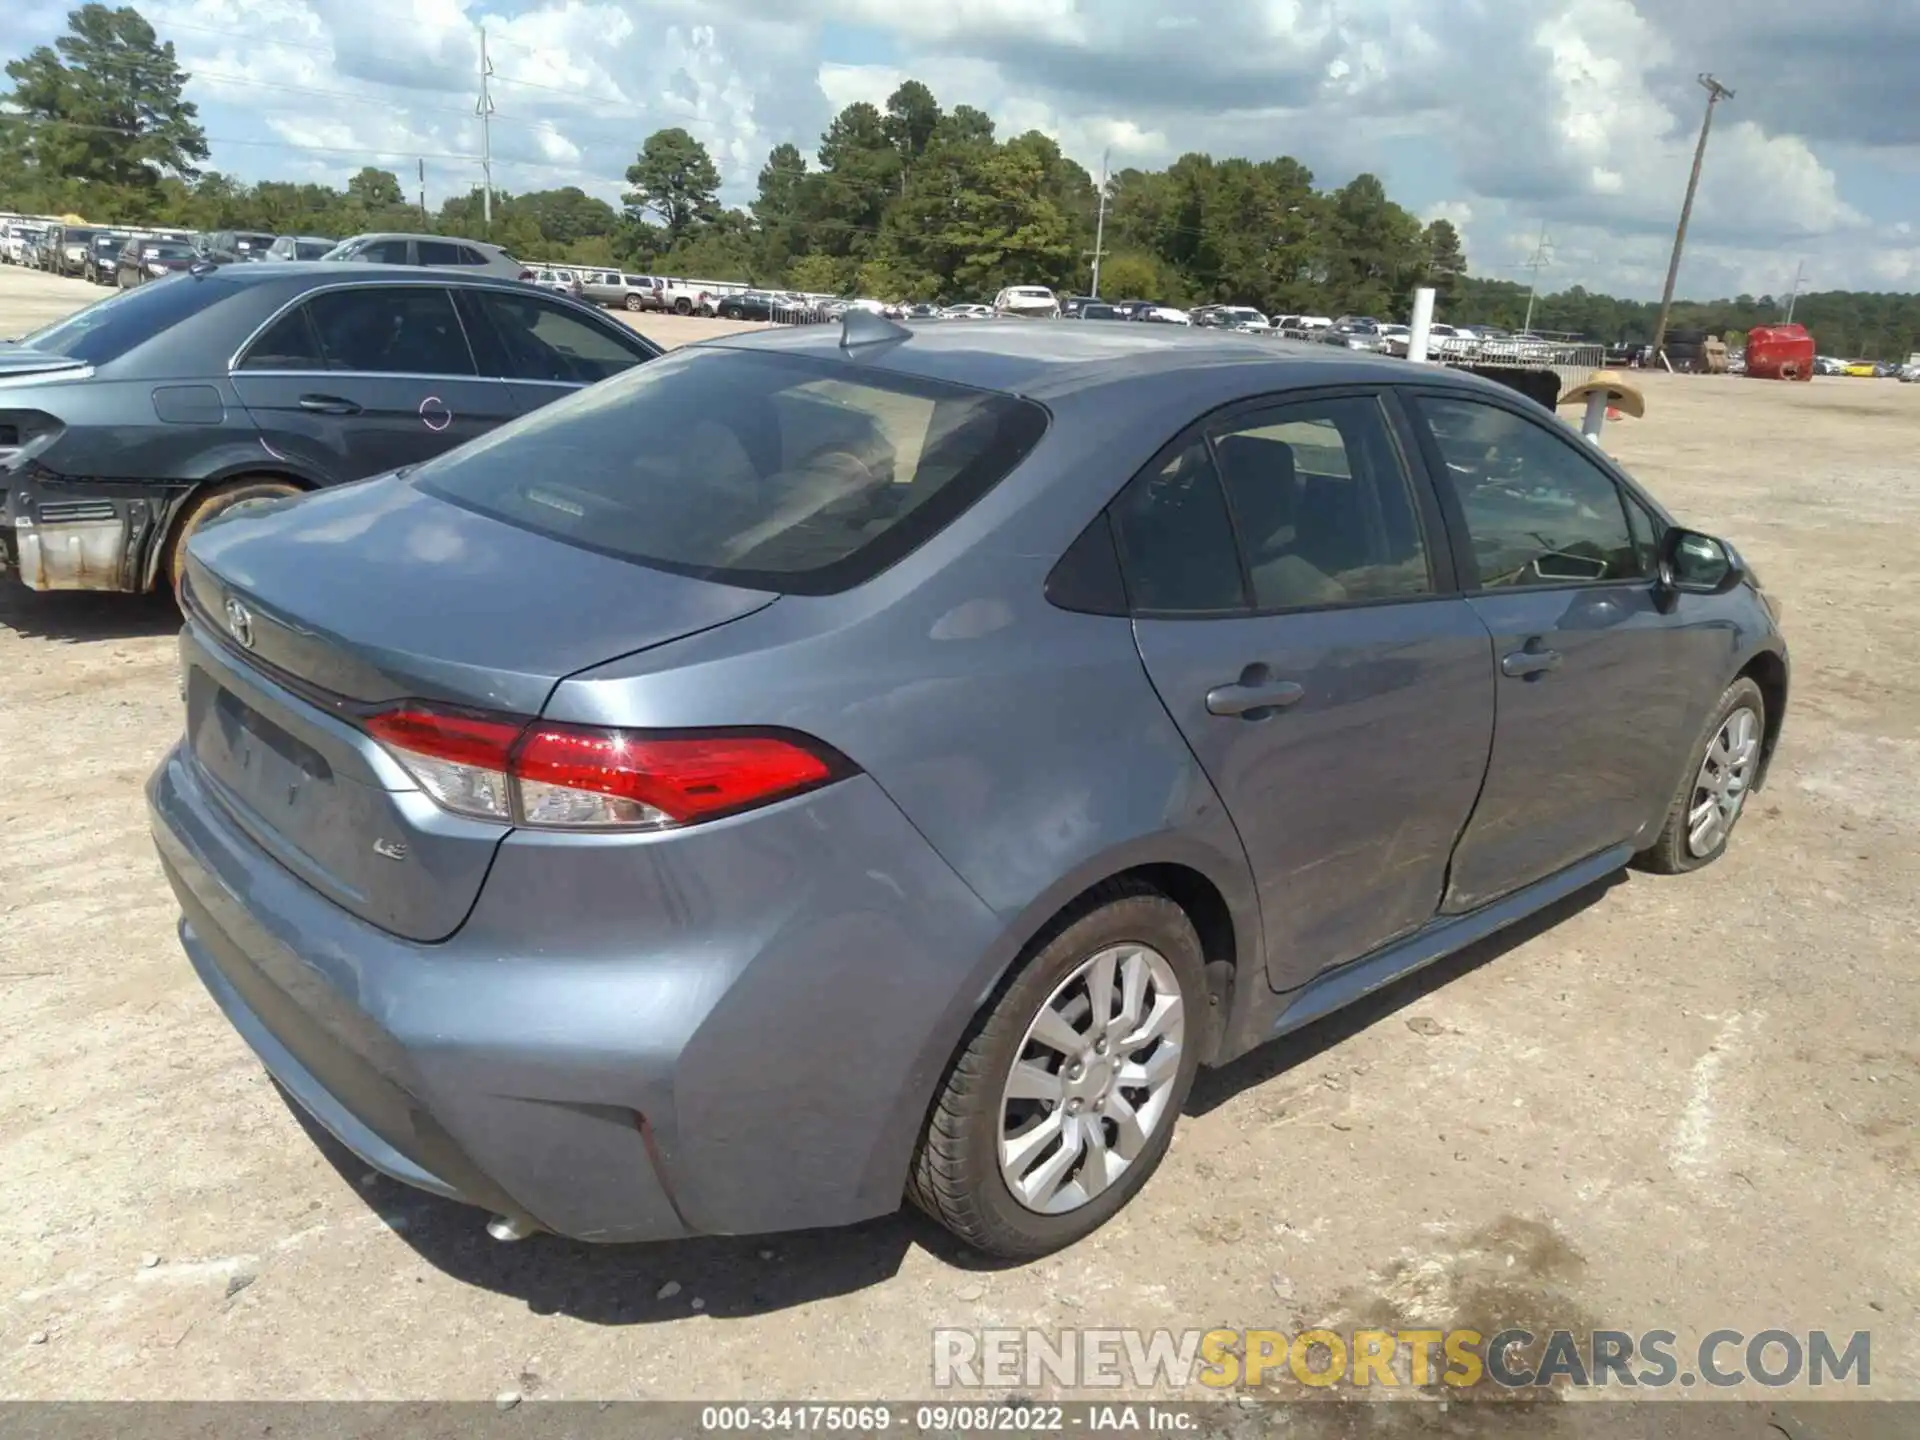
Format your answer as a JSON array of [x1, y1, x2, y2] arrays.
[[486, 1213, 543, 1242]]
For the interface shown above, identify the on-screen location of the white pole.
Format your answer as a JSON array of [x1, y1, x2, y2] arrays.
[[1089, 148, 1110, 299], [476, 25, 495, 233], [1581, 392, 1608, 443], [1407, 286, 1436, 363]]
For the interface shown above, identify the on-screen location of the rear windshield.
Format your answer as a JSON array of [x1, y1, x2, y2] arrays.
[[19, 274, 237, 363], [414, 347, 1049, 594]]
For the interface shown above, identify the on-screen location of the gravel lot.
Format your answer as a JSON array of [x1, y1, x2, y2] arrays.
[[2, 259, 1915, 1407]]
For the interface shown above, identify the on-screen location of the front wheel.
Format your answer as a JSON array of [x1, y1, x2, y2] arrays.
[[624, 293, 643, 312], [908, 886, 1203, 1258], [1636, 677, 1766, 874]]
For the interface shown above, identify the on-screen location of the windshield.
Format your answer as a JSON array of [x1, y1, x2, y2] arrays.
[[19, 274, 237, 362], [414, 347, 1049, 594]]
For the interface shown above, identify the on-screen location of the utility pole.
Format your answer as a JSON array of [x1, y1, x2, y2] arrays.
[[418, 158, 427, 228], [1520, 223, 1552, 333], [1652, 73, 1734, 358], [1785, 258, 1806, 323], [474, 24, 496, 233], [1087, 148, 1110, 298]]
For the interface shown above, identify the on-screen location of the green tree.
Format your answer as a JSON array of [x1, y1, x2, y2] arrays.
[[345, 166, 404, 209], [2, 2, 208, 209], [883, 80, 942, 171], [785, 252, 846, 294], [806, 101, 899, 260], [1423, 218, 1468, 309], [623, 127, 721, 247]]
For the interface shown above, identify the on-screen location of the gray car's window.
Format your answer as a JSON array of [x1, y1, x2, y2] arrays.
[[1111, 439, 1247, 614], [19, 275, 240, 363], [238, 304, 325, 370], [1416, 395, 1639, 587], [413, 347, 1048, 594], [303, 287, 475, 375], [456, 245, 487, 266], [469, 289, 648, 385], [417, 239, 463, 266], [1210, 396, 1430, 610], [358, 238, 412, 264], [1622, 489, 1662, 574]]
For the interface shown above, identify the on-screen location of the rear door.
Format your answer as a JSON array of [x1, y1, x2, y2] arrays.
[[230, 284, 515, 484], [1121, 390, 1497, 991], [457, 285, 660, 417], [1403, 390, 1698, 910]]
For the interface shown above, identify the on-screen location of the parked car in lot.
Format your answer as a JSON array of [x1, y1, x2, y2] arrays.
[[47, 224, 106, 277], [0, 264, 662, 597], [578, 270, 662, 311], [943, 303, 995, 320], [115, 239, 199, 287], [266, 235, 337, 261], [994, 285, 1061, 318], [198, 230, 280, 264], [319, 233, 534, 282], [3, 222, 50, 265], [84, 232, 129, 285], [528, 265, 586, 299], [145, 319, 1787, 1258], [1077, 302, 1125, 321]]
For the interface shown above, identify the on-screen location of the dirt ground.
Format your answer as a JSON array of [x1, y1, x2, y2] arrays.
[[1, 260, 1915, 1406]]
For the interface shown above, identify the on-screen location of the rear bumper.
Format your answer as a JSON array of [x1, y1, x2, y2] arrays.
[[3, 473, 185, 592], [148, 741, 1006, 1243]]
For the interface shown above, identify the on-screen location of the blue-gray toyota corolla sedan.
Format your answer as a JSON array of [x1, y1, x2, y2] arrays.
[[149, 318, 1788, 1257]]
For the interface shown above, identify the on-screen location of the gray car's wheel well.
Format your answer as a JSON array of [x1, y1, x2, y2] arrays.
[[996, 863, 1241, 1067], [1736, 649, 1787, 787]]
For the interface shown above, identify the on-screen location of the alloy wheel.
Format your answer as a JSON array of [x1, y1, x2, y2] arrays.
[[1687, 706, 1760, 857], [998, 943, 1185, 1215]]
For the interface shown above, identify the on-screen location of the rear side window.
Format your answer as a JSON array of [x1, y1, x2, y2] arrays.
[[1111, 440, 1246, 614], [417, 239, 464, 266], [19, 276, 240, 364], [413, 347, 1049, 594], [238, 305, 324, 370], [303, 287, 475, 375], [1208, 397, 1431, 609], [457, 245, 487, 266], [465, 289, 653, 384]]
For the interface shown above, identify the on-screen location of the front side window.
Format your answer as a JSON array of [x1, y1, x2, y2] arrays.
[[413, 347, 1048, 594], [302, 286, 474, 375], [358, 238, 412, 264], [1209, 395, 1431, 610], [1110, 440, 1246, 614], [1415, 395, 1640, 588], [468, 289, 651, 385]]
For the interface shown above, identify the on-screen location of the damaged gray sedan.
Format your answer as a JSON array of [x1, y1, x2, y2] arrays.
[[0, 262, 660, 597]]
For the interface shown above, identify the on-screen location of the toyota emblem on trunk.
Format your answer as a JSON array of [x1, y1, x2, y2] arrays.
[[224, 596, 255, 649]]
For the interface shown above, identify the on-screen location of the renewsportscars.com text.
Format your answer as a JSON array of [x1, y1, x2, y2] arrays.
[[932, 1327, 1871, 1391]]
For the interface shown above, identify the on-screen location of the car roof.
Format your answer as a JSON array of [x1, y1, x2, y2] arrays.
[[702, 321, 1516, 404], [176, 261, 528, 290]]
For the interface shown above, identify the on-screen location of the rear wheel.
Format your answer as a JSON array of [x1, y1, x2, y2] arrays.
[[1635, 677, 1766, 874], [623, 293, 644, 312], [162, 478, 303, 605], [673, 297, 692, 316], [908, 885, 1203, 1258]]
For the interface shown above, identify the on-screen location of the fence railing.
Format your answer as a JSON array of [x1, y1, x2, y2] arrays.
[[1269, 327, 1603, 396]]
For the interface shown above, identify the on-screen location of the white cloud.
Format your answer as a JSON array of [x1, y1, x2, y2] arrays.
[[1, 0, 1907, 295]]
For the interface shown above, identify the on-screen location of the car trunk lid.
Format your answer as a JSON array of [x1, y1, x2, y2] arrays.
[[179, 476, 777, 940]]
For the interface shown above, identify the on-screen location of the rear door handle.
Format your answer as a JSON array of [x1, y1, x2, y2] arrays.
[[297, 394, 362, 415], [1501, 648, 1563, 678], [1206, 678, 1305, 717]]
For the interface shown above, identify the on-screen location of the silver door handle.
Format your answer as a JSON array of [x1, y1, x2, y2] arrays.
[[1206, 679, 1305, 717], [1501, 648, 1563, 678]]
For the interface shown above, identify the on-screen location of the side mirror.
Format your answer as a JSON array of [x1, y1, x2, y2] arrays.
[[1659, 527, 1744, 597]]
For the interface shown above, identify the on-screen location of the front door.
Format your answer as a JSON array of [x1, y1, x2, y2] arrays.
[[1118, 392, 1497, 992], [1403, 391, 1694, 910], [230, 284, 516, 484]]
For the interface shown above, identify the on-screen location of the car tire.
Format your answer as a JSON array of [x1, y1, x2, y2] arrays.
[[1635, 676, 1767, 875], [907, 882, 1205, 1258], [623, 294, 643, 312], [162, 478, 304, 605], [673, 298, 692, 316]]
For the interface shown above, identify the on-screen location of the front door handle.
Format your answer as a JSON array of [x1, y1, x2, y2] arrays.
[[1501, 648, 1563, 678], [1206, 676, 1305, 718], [297, 394, 362, 415]]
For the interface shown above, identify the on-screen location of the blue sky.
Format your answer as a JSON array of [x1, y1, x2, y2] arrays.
[[4, 0, 1915, 299]]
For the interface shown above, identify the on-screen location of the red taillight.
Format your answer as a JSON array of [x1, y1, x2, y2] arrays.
[[363, 704, 843, 830], [518, 269, 535, 281]]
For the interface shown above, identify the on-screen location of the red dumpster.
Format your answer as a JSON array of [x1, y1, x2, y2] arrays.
[[1747, 323, 1815, 381]]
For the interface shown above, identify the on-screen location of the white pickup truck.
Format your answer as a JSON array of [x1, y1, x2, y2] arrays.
[[661, 278, 749, 316]]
